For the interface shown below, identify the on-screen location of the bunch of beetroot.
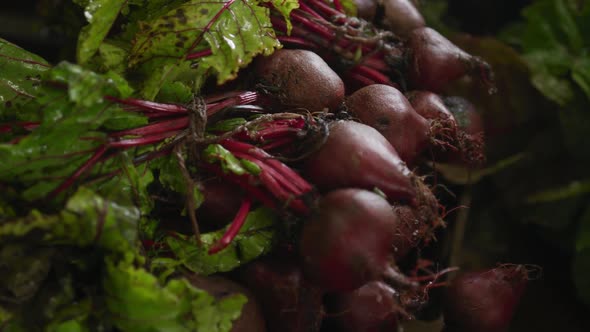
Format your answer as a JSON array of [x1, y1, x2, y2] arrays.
[[11, 1, 531, 331]]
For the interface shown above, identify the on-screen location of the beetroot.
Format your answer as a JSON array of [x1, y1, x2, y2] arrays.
[[406, 90, 456, 129], [443, 265, 529, 332], [443, 96, 484, 136], [186, 274, 267, 332], [196, 179, 244, 232], [254, 49, 345, 113], [382, 0, 426, 37], [303, 120, 416, 203], [406, 27, 493, 92], [353, 0, 378, 21], [346, 84, 430, 165], [407, 91, 486, 166], [236, 258, 324, 332], [299, 188, 399, 291], [326, 281, 408, 332], [325, 281, 403, 332], [391, 177, 443, 261]]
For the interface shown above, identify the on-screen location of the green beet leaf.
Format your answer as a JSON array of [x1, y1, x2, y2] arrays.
[[76, 0, 129, 64], [167, 207, 276, 275], [104, 258, 246, 332], [0, 38, 51, 119], [129, 0, 295, 96], [0, 187, 139, 254]]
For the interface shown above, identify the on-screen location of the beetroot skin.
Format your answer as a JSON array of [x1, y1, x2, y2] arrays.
[[255, 49, 345, 113], [346, 84, 430, 165], [406, 27, 493, 92], [382, 0, 426, 37], [326, 281, 402, 332], [443, 265, 529, 332], [303, 120, 416, 203], [236, 258, 324, 332], [299, 188, 399, 292]]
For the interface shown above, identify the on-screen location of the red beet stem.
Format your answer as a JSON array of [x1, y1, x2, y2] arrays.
[[49, 145, 109, 197], [105, 96, 188, 114], [109, 117, 189, 138], [185, 48, 214, 60], [208, 197, 252, 254], [108, 130, 183, 148]]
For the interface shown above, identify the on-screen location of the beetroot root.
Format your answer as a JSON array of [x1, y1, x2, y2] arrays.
[[346, 84, 430, 165], [325, 281, 405, 332], [255, 49, 345, 113], [406, 27, 494, 93], [299, 188, 399, 292], [443, 265, 530, 332], [236, 258, 324, 332], [382, 0, 426, 38], [303, 120, 416, 203]]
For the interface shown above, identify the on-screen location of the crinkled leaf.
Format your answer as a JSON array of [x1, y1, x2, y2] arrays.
[[104, 259, 246, 332], [167, 207, 277, 274], [129, 0, 293, 88], [76, 0, 129, 64], [94, 40, 129, 74], [156, 81, 193, 104], [0, 63, 146, 200], [523, 50, 575, 106], [136, 58, 196, 100], [0, 38, 50, 118], [0, 187, 139, 253], [48, 62, 133, 106], [512, 0, 590, 105], [0, 244, 54, 303]]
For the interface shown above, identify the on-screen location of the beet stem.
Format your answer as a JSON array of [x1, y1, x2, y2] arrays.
[[208, 197, 252, 254]]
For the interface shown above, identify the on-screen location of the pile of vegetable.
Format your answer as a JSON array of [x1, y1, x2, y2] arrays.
[[0, 0, 548, 331]]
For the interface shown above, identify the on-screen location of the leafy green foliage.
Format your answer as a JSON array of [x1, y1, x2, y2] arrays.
[[0, 62, 147, 201], [0, 187, 139, 253], [76, 0, 129, 64], [128, 0, 294, 96], [167, 207, 277, 274], [104, 258, 246, 332], [202, 143, 261, 175], [0, 38, 51, 118], [506, 0, 590, 105]]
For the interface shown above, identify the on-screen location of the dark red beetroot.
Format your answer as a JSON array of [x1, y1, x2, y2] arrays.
[[407, 91, 486, 166], [186, 274, 267, 332], [406, 27, 493, 93], [254, 49, 345, 113], [303, 120, 416, 203], [391, 177, 443, 261], [196, 179, 244, 232], [443, 96, 484, 136], [443, 265, 530, 332], [405, 90, 456, 129], [236, 258, 324, 332], [346, 84, 430, 165], [382, 0, 426, 38], [353, 0, 378, 21], [299, 189, 400, 292], [325, 281, 403, 332]]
